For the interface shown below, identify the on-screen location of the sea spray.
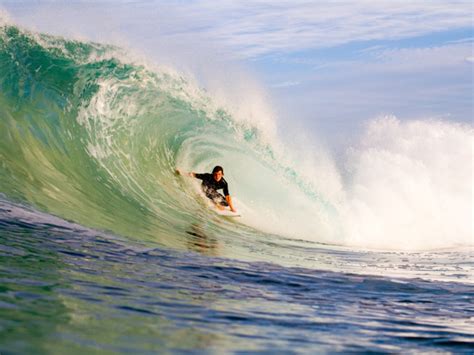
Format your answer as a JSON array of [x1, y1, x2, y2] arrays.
[[342, 116, 473, 250]]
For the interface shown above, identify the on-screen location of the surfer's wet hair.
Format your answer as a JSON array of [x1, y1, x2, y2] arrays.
[[212, 166, 224, 175]]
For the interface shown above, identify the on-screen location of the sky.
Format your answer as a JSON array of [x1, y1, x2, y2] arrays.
[[1, 0, 472, 143]]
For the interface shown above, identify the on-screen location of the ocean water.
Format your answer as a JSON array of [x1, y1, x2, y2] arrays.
[[0, 24, 473, 353]]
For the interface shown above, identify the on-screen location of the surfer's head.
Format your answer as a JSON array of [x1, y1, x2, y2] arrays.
[[212, 166, 224, 182]]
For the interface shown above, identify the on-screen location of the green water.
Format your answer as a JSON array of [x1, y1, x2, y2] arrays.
[[0, 24, 340, 258]]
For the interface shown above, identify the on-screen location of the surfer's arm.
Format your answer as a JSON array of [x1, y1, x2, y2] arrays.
[[175, 169, 196, 178], [226, 195, 237, 212]]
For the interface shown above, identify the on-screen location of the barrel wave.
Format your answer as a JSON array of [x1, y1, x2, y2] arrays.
[[0, 25, 336, 252], [0, 24, 472, 258]]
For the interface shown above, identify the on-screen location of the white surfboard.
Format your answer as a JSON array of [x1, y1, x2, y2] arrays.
[[215, 209, 241, 218]]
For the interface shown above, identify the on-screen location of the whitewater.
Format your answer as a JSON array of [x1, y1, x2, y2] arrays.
[[0, 23, 473, 353]]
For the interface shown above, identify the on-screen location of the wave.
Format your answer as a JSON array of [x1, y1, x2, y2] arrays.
[[0, 24, 472, 252]]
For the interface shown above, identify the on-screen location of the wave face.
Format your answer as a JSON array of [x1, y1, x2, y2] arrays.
[[0, 25, 472, 255]]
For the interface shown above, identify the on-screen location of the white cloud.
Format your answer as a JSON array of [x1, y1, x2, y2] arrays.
[[270, 80, 301, 88], [152, 0, 473, 57], [3, 0, 472, 58], [270, 39, 473, 138], [359, 42, 473, 72]]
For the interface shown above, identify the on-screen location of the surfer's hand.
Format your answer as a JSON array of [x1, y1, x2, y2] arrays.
[[230, 207, 237, 213]]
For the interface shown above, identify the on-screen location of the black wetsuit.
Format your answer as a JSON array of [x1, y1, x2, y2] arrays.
[[195, 173, 229, 206]]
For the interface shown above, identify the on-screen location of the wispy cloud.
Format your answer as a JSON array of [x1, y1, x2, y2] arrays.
[[274, 40, 473, 133], [155, 0, 473, 58], [270, 80, 301, 89], [446, 37, 474, 45], [359, 42, 473, 72], [3, 0, 472, 59]]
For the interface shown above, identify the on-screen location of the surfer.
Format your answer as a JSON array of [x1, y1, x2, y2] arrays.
[[176, 166, 237, 213]]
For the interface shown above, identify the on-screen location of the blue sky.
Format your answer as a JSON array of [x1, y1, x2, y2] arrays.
[[1, 0, 472, 142]]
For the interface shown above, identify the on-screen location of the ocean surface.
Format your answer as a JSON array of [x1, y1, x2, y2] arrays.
[[1, 24, 473, 353]]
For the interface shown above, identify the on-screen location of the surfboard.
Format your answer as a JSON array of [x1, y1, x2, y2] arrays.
[[215, 209, 241, 218]]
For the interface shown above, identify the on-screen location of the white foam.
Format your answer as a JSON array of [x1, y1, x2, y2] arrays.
[[228, 115, 473, 251], [341, 116, 473, 250]]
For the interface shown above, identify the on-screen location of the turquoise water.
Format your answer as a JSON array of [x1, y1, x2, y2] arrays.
[[0, 24, 473, 353]]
